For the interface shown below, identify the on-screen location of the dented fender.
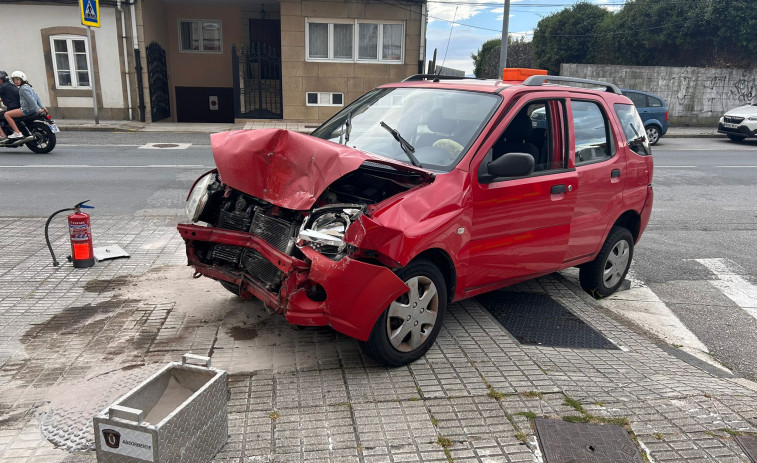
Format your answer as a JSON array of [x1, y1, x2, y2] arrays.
[[286, 246, 408, 341]]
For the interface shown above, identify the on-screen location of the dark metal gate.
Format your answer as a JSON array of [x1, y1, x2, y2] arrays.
[[146, 42, 170, 122], [233, 19, 282, 119]]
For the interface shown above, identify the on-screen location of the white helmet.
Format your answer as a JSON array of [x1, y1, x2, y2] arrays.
[[10, 71, 27, 82]]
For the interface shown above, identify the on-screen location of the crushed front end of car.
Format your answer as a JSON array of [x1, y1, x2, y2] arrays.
[[177, 129, 435, 341]]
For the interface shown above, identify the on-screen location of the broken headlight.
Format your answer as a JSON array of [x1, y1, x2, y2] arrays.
[[298, 204, 364, 259], [185, 172, 216, 222]]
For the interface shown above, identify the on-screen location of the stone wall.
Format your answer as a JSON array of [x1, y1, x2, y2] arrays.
[[561, 64, 757, 126]]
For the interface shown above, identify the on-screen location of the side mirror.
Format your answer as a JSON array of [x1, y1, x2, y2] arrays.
[[487, 152, 534, 178]]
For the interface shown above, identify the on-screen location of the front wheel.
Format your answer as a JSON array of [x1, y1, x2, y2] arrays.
[[26, 121, 56, 153], [579, 226, 634, 299], [359, 259, 447, 367], [727, 134, 746, 142], [646, 125, 661, 145]]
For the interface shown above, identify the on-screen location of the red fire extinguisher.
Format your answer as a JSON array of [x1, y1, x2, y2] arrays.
[[45, 200, 95, 268], [68, 205, 95, 268]]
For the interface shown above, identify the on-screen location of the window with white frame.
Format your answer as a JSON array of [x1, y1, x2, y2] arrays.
[[50, 36, 91, 89], [306, 92, 344, 106], [179, 19, 222, 52], [306, 19, 404, 63]]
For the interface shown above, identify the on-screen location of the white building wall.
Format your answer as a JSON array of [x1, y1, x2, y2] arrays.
[[1, 4, 124, 109]]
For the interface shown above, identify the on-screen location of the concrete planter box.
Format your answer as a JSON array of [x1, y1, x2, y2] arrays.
[[93, 354, 228, 463]]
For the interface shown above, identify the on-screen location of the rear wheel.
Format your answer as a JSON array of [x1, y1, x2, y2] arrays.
[[646, 125, 661, 145], [359, 259, 447, 367], [579, 226, 634, 299], [26, 121, 56, 153], [727, 134, 746, 142]]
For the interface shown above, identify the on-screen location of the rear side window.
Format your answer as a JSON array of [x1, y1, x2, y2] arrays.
[[648, 96, 663, 107], [624, 92, 647, 107], [571, 100, 615, 165], [614, 103, 651, 156]]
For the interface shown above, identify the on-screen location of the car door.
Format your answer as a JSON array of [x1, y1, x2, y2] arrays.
[[624, 91, 650, 123], [563, 97, 627, 262], [466, 97, 578, 294]]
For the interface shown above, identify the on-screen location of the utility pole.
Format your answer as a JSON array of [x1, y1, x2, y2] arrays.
[[499, 0, 511, 74]]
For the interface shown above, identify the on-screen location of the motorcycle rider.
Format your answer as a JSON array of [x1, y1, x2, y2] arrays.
[[3, 71, 47, 140], [0, 70, 21, 142]]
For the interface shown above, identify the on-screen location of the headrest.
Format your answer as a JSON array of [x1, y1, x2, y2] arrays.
[[503, 112, 533, 141], [427, 108, 457, 134]]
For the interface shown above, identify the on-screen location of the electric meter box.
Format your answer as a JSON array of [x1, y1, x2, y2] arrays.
[[93, 354, 228, 463]]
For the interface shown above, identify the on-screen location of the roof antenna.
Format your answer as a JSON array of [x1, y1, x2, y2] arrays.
[[439, 6, 458, 75]]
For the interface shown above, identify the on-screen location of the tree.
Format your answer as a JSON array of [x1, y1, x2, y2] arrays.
[[532, 2, 612, 74], [471, 38, 536, 78]]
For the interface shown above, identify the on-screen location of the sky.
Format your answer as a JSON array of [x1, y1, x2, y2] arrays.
[[424, 0, 625, 76]]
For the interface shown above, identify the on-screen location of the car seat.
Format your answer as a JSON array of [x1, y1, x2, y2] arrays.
[[416, 108, 457, 148], [494, 112, 539, 160]]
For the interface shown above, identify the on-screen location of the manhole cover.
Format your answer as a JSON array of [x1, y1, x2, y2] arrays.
[[736, 434, 757, 462], [477, 291, 618, 349], [534, 418, 643, 462]]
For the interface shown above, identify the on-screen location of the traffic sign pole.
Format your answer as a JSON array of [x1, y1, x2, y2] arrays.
[[86, 25, 99, 124]]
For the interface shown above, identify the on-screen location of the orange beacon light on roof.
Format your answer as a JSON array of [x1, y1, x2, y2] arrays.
[[502, 68, 548, 81]]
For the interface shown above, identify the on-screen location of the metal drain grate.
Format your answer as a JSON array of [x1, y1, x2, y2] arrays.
[[534, 418, 644, 462], [736, 435, 757, 463], [477, 291, 618, 349]]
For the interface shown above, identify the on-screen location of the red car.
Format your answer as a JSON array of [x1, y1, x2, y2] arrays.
[[178, 71, 654, 366]]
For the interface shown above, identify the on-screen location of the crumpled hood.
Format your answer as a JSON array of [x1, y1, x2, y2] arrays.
[[725, 104, 757, 117], [211, 129, 430, 210]]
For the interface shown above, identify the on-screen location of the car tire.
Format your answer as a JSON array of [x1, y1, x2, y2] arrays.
[[646, 125, 661, 145], [727, 134, 746, 142], [359, 259, 447, 367], [220, 280, 241, 296], [579, 226, 634, 299]]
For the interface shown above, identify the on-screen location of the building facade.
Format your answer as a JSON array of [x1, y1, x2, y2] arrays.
[[1, 0, 427, 124]]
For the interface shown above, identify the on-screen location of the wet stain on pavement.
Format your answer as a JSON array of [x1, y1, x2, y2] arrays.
[[83, 276, 132, 293], [228, 325, 259, 341], [21, 299, 127, 342]]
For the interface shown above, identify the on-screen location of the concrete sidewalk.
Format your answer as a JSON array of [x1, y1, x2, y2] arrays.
[[56, 118, 723, 138], [0, 216, 755, 462]]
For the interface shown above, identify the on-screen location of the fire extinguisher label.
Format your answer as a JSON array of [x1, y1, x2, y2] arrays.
[[69, 223, 89, 241], [73, 243, 91, 260]]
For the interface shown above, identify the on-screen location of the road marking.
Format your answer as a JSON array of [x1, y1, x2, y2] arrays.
[[0, 165, 212, 168], [695, 258, 757, 321]]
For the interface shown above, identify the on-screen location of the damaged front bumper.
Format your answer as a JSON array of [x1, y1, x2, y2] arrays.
[[177, 223, 408, 341]]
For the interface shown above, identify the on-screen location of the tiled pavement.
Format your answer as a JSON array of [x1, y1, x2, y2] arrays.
[[0, 216, 756, 462]]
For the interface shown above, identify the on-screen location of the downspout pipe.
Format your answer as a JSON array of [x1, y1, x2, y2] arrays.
[[117, 0, 133, 120], [419, 2, 427, 75], [131, 1, 146, 122]]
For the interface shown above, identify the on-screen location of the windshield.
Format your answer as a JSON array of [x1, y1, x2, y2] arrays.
[[311, 88, 501, 171]]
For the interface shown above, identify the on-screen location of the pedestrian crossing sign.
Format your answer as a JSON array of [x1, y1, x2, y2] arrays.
[[79, 0, 100, 27]]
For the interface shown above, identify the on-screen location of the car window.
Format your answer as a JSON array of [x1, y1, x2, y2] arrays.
[[478, 99, 567, 183], [310, 87, 501, 171], [614, 103, 651, 156], [624, 91, 647, 107], [571, 100, 616, 165], [648, 96, 663, 107]]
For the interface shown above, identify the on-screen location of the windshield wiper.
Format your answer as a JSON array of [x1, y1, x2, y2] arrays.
[[339, 111, 352, 145], [379, 121, 421, 167]]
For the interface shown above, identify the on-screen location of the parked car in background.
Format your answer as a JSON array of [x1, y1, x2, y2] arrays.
[[717, 103, 757, 142], [621, 89, 668, 145]]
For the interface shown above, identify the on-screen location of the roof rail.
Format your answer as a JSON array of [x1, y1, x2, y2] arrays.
[[522, 75, 621, 94], [402, 74, 480, 82]]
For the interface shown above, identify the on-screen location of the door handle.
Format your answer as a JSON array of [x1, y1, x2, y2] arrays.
[[611, 169, 621, 178], [551, 184, 567, 194]]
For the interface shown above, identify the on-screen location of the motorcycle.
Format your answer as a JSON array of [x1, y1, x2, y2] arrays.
[[0, 111, 59, 153]]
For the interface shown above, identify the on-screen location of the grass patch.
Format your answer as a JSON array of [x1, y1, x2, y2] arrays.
[[563, 396, 586, 414], [653, 432, 665, 440], [269, 410, 279, 420], [431, 417, 439, 427], [437, 435, 453, 448], [515, 431, 528, 443], [520, 391, 544, 399], [562, 415, 591, 423], [721, 428, 742, 436], [488, 389, 506, 401], [514, 411, 536, 420]]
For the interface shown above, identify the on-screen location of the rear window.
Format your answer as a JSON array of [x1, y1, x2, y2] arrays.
[[624, 92, 647, 107], [614, 103, 651, 156], [648, 96, 663, 107]]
